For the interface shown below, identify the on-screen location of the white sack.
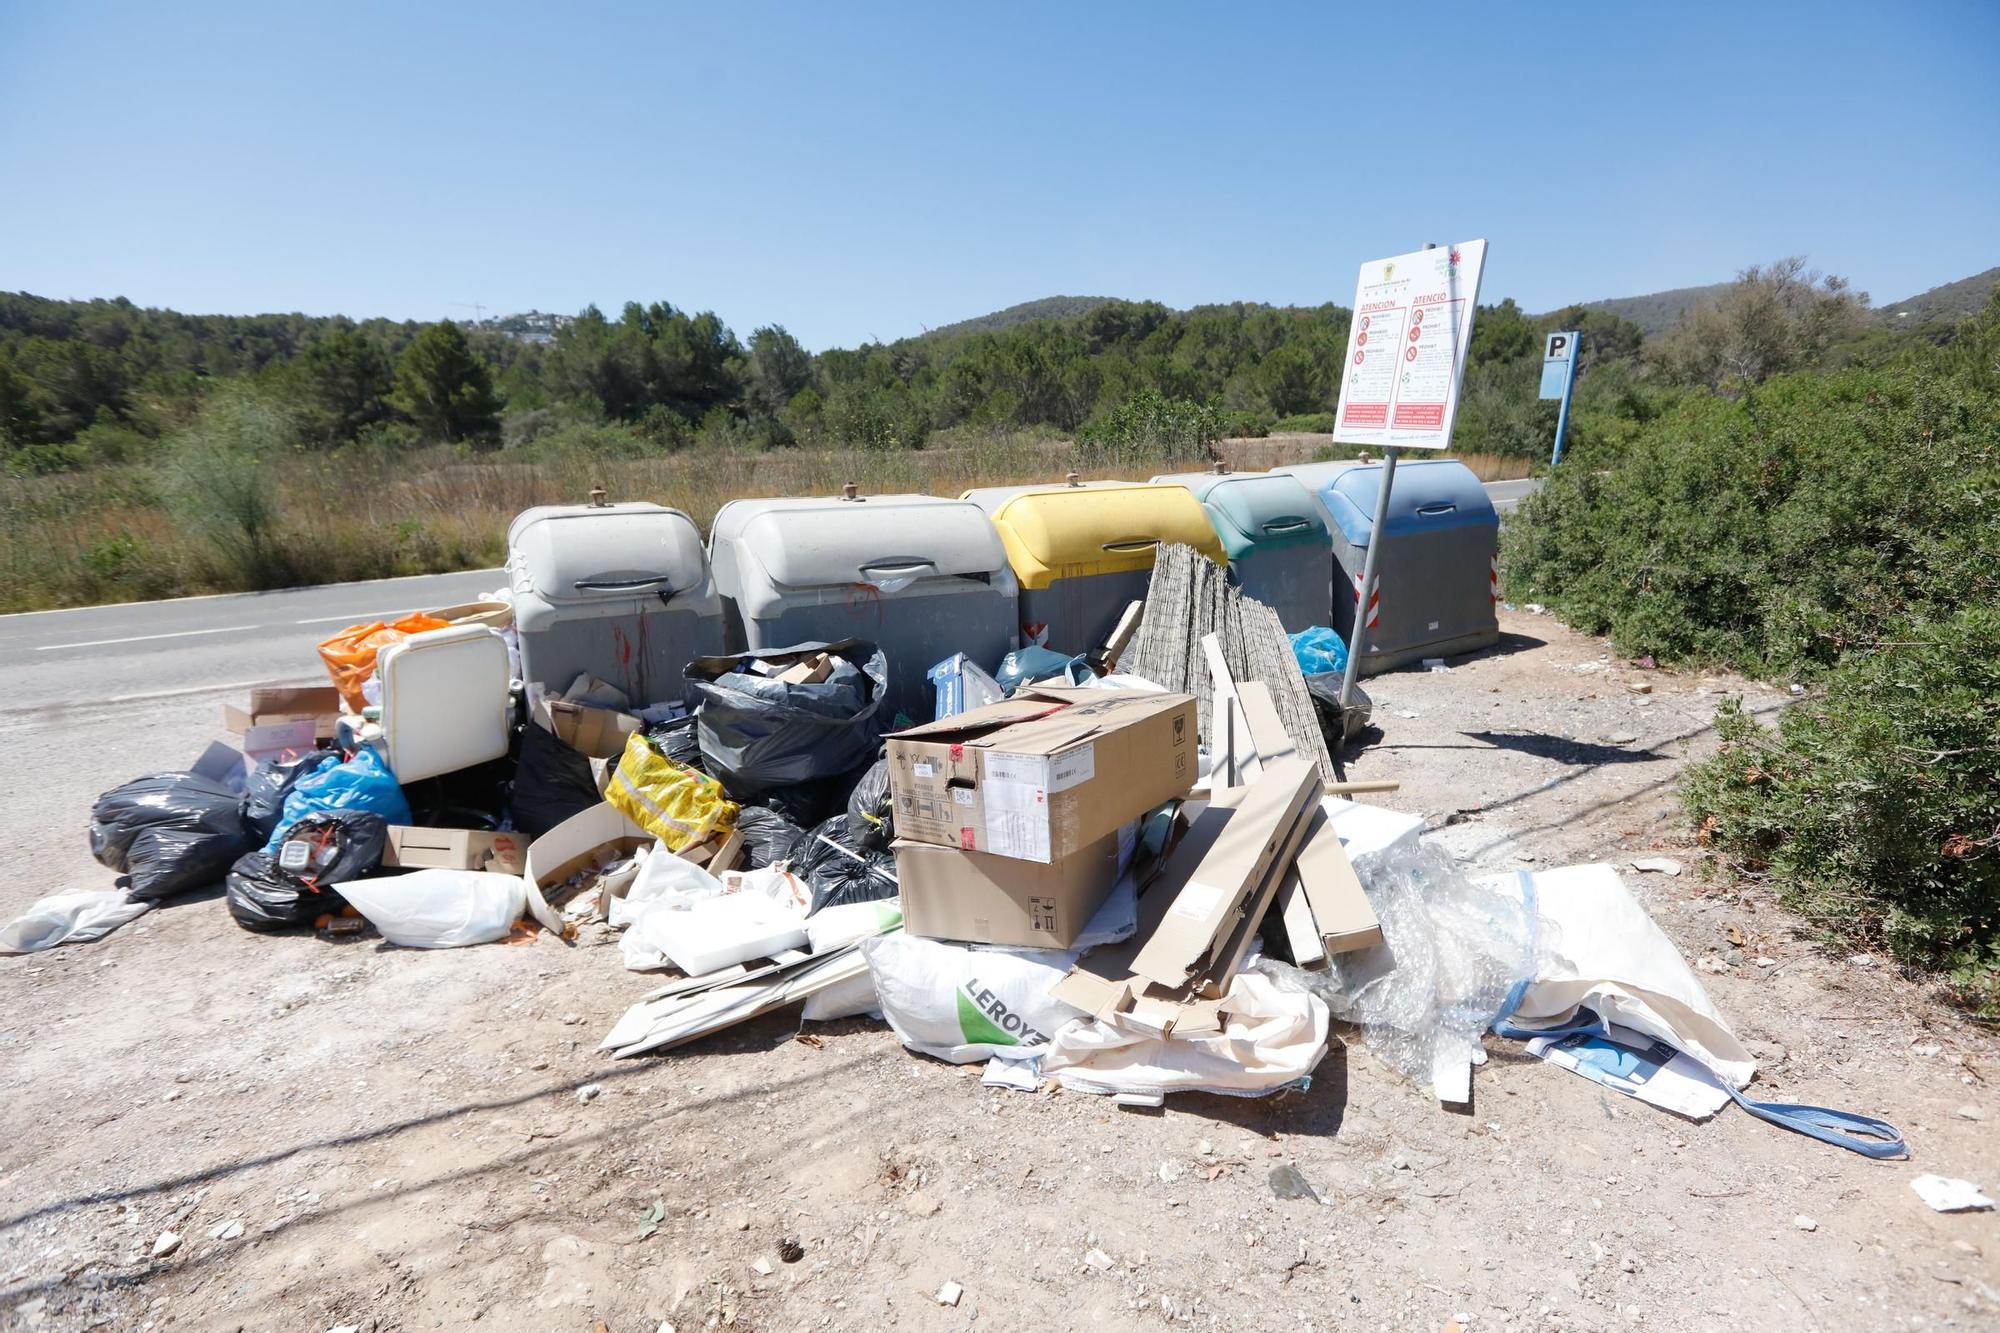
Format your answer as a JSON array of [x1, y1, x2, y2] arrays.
[[806, 900, 903, 954], [0, 889, 151, 954], [610, 846, 720, 927], [339, 870, 526, 948], [1038, 971, 1329, 1099], [800, 970, 884, 1022], [860, 934, 1084, 1063], [1484, 863, 1755, 1088]]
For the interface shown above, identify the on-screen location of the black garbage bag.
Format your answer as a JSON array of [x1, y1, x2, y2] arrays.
[[225, 810, 388, 933], [89, 771, 254, 902], [1303, 672, 1372, 747], [756, 764, 870, 828], [686, 640, 887, 796], [791, 813, 898, 916], [844, 752, 893, 850], [508, 723, 600, 838], [734, 805, 808, 870], [240, 750, 340, 843], [645, 715, 707, 775]]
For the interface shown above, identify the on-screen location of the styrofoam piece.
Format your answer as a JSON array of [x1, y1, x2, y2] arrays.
[[377, 624, 511, 783]]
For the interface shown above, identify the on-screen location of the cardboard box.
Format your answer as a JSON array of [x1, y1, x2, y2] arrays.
[[886, 687, 1195, 863], [775, 653, 832, 685], [894, 832, 1123, 950], [520, 802, 654, 935], [222, 686, 342, 742], [384, 825, 526, 876], [537, 697, 642, 759]]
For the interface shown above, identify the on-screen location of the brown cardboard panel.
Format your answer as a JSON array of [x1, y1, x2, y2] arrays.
[[1235, 680, 1296, 760], [222, 686, 342, 741], [774, 653, 832, 685], [384, 826, 526, 876], [540, 698, 642, 759], [1126, 759, 1318, 990], [1191, 783, 1317, 997], [1292, 804, 1384, 954], [894, 832, 1122, 950], [886, 688, 1195, 863]]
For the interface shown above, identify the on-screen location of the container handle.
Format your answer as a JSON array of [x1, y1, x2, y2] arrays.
[[1101, 538, 1160, 553], [573, 574, 675, 592], [859, 559, 937, 577], [1415, 502, 1457, 516], [1261, 517, 1313, 533]]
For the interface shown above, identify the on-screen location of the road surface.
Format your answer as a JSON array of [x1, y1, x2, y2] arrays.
[[0, 478, 1540, 713]]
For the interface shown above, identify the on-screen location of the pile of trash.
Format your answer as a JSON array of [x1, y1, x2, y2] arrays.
[[0, 497, 1913, 1164]]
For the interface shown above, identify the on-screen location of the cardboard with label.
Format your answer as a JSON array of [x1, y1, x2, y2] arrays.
[[222, 686, 342, 761], [536, 697, 642, 759], [384, 825, 526, 876], [893, 830, 1123, 950], [886, 687, 1195, 863]]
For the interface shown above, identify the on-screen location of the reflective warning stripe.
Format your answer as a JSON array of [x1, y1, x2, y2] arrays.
[[1352, 572, 1380, 629], [1490, 554, 1501, 606]]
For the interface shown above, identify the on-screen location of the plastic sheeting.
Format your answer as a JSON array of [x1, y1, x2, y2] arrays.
[[263, 748, 411, 853], [90, 771, 254, 902], [686, 641, 887, 795], [0, 890, 151, 954]]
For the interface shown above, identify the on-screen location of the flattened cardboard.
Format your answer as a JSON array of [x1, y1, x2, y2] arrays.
[[1291, 804, 1383, 953], [538, 698, 642, 759], [894, 832, 1122, 949], [775, 653, 832, 685], [1126, 759, 1317, 989], [222, 686, 341, 741], [886, 687, 1195, 863], [384, 825, 526, 876], [521, 802, 655, 936]]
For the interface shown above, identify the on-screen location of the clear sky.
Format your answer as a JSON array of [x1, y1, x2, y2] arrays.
[[2, 1, 1995, 349]]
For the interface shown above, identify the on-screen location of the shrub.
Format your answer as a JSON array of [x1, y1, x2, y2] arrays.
[[1270, 412, 1335, 433], [1074, 390, 1220, 467], [1681, 607, 2000, 1014], [163, 391, 299, 587], [1213, 408, 1272, 439]]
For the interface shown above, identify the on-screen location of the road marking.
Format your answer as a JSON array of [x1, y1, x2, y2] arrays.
[[0, 567, 503, 621], [33, 624, 258, 651], [295, 613, 394, 626]]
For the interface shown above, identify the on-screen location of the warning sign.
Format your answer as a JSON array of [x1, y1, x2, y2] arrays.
[[1331, 240, 1487, 450]]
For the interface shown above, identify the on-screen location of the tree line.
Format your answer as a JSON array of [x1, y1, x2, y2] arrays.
[[0, 258, 1966, 475]]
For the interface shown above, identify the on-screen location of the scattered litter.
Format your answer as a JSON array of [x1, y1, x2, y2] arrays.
[[576, 1083, 602, 1104], [1911, 1175, 1994, 1212], [1955, 1105, 1985, 1121], [1788, 683, 1807, 695], [1396, 710, 1419, 719], [779, 1237, 804, 1263], [750, 1256, 773, 1276], [209, 1218, 245, 1241], [936, 1280, 964, 1306], [1754, 956, 1777, 968], [1793, 1214, 1818, 1232], [1268, 1164, 1319, 1202], [1626, 681, 1652, 694], [1630, 857, 1683, 877], [1084, 1247, 1115, 1272], [152, 1231, 181, 1258], [632, 1199, 665, 1241]]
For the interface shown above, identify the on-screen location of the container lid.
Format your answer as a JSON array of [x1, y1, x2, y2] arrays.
[[733, 497, 1007, 587], [988, 484, 1226, 588], [510, 501, 709, 603], [1268, 460, 1368, 493], [1191, 475, 1326, 558], [1322, 460, 1498, 549]]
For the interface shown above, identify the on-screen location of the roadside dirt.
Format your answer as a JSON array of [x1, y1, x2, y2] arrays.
[[3, 608, 1996, 1333]]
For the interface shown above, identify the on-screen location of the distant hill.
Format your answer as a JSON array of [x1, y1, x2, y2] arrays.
[[1567, 283, 1731, 337], [1877, 266, 2000, 326], [921, 295, 1118, 339]]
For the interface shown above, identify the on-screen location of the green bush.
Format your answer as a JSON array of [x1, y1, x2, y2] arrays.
[[1213, 408, 1272, 439], [1074, 390, 1220, 467], [1270, 411, 1335, 433], [1682, 607, 2000, 1013]]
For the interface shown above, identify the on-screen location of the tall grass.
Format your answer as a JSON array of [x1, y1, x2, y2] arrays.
[[0, 436, 1532, 612]]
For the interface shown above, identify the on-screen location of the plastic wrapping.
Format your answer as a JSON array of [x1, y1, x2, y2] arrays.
[[844, 753, 893, 849], [791, 814, 898, 915], [0, 890, 151, 954], [646, 715, 708, 774], [264, 748, 411, 852], [1259, 840, 1543, 1095], [1289, 625, 1349, 676], [508, 723, 600, 838], [240, 750, 340, 843], [318, 613, 450, 712], [993, 644, 1093, 695], [338, 869, 526, 948], [734, 805, 808, 869], [89, 771, 255, 902], [604, 730, 739, 851], [686, 641, 888, 795]]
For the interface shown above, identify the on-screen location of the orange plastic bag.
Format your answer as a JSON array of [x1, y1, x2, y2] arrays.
[[317, 613, 449, 712]]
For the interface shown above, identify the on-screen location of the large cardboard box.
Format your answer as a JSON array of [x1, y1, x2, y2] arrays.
[[222, 686, 342, 740], [535, 697, 642, 759], [383, 826, 526, 876], [886, 687, 1195, 863], [520, 802, 654, 935], [893, 831, 1122, 950]]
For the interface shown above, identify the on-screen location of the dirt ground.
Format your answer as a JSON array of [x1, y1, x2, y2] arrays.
[[3, 608, 1997, 1333]]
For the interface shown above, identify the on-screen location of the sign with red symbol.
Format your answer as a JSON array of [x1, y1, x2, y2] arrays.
[[1330, 239, 1487, 449]]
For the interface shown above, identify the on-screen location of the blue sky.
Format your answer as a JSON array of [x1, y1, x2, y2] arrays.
[[1, 1, 1995, 349]]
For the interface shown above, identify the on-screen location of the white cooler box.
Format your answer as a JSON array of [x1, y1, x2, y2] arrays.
[[507, 500, 728, 708], [708, 493, 1019, 725]]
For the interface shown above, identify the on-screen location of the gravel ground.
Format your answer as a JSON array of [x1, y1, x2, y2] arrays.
[[1, 607, 1996, 1333]]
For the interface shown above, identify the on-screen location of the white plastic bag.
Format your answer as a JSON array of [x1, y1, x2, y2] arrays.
[[1483, 863, 1755, 1087], [860, 934, 1085, 1063], [610, 846, 721, 927], [0, 889, 151, 954], [339, 870, 526, 948], [1039, 972, 1329, 1100]]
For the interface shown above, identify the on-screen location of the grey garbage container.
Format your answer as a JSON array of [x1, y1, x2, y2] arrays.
[[1315, 459, 1499, 675], [1152, 469, 1333, 632], [707, 493, 1019, 725], [506, 500, 729, 706]]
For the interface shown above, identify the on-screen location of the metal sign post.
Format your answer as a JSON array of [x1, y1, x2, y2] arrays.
[[1541, 330, 1580, 467], [1335, 445, 1397, 713]]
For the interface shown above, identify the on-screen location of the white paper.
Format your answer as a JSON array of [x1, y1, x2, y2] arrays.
[[981, 779, 1049, 861], [1048, 743, 1095, 792], [1526, 1021, 1731, 1120], [983, 752, 1049, 786], [1911, 1174, 1994, 1212], [1168, 880, 1228, 923]]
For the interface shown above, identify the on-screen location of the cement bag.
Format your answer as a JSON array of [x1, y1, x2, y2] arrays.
[[860, 934, 1085, 1063], [1487, 863, 1755, 1087], [799, 902, 904, 1022], [338, 869, 525, 948], [0, 890, 150, 954], [605, 731, 739, 852], [686, 640, 887, 794], [1039, 972, 1330, 1100]]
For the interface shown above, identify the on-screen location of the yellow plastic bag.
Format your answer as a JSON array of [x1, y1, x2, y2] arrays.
[[605, 731, 739, 852], [318, 613, 449, 712]]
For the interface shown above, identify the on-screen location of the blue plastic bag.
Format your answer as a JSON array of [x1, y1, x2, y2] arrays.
[[264, 747, 412, 852], [993, 644, 1095, 695], [1290, 626, 1349, 677]]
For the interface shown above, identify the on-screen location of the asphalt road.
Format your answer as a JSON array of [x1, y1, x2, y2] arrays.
[[0, 477, 1540, 715]]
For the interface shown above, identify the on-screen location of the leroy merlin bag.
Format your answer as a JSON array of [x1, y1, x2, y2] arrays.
[[605, 730, 739, 852], [859, 934, 1086, 1063]]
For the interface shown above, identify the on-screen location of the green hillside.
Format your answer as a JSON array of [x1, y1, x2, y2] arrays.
[[1878, 266, 2000, 326], [920, 295, 1118, 338]]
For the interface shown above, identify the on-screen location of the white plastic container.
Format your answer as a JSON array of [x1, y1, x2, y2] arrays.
[[375, 624, 511, 783]]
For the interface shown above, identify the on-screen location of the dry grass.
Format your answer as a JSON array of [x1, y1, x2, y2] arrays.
[[0, 437, 1532, 612]]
